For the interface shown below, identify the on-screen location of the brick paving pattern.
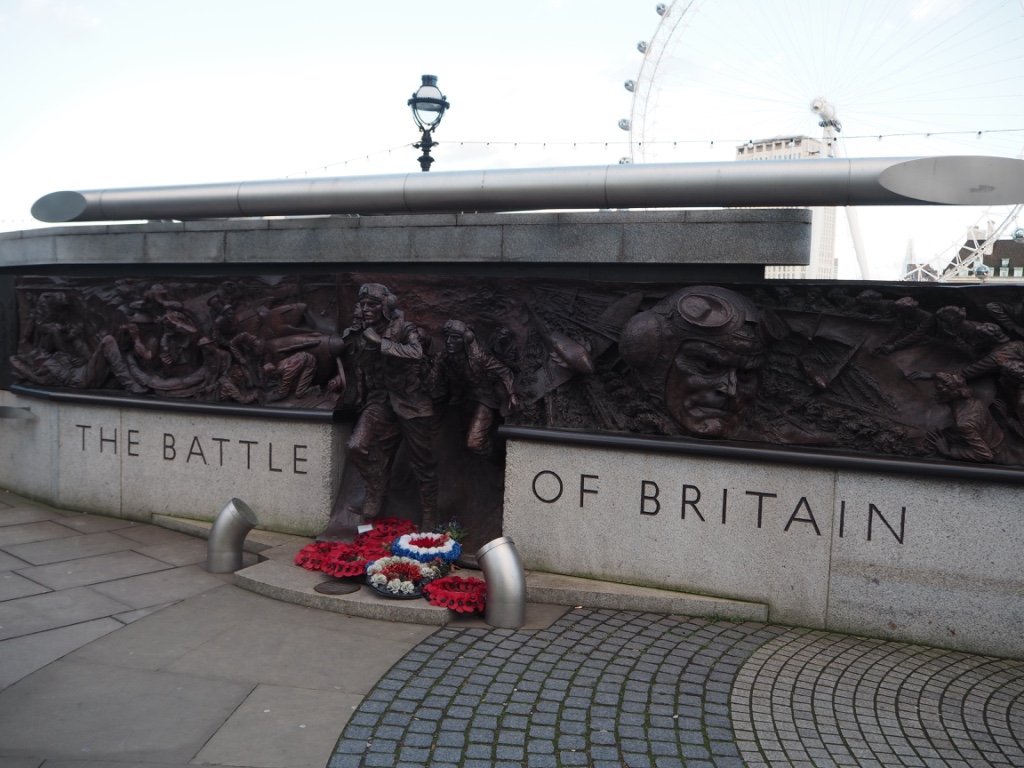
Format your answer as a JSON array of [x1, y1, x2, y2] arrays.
[[330, 609, 1024, 768]]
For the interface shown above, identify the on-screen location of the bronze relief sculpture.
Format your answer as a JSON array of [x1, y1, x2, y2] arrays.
[[334, 283, 439, 528], [619, 286, 774, 440], [11, 274, 1024, 545]]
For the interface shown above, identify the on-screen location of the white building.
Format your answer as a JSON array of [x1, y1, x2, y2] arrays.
[[736, 135, 838, 280]]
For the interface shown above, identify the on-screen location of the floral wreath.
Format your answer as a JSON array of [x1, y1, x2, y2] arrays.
[[294, 517, 419, 578], [423, 575, 487, 613], [364, 518, 418, 540], [295, 540, 379, 578], [367, 556, 442, 595], [391, 532, 462, 564]]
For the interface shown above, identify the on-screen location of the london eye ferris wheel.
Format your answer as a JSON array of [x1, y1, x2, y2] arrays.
[[617, 0, 1024, 279]]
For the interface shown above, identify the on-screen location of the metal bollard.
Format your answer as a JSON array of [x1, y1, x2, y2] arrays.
[[206, 499, 258, 573], [476, 536, 526, 629]]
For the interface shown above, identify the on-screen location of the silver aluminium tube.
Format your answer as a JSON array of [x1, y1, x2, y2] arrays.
[[31, 155, 1024, 223]]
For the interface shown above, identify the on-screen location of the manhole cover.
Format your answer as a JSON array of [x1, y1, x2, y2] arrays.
[[314, 581, 361, 595]]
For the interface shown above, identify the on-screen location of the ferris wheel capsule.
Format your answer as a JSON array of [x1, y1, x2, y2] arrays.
[[1013, 228, 1024, 244]]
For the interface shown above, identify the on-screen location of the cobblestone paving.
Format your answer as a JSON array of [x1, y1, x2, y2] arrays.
[[328, 609, 1024, 768], [731, 627, 1024, 768]]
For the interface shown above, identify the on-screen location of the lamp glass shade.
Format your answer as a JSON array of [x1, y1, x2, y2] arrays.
[[409, 75, 448, 131]]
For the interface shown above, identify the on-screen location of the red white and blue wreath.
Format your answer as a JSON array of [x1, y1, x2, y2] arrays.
[[391, 532, 462, 564]]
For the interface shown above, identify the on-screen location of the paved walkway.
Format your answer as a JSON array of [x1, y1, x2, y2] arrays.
[[2, 490, 1023, 768], [0, 490, 438, 768], [331, 614, 1024, 768]]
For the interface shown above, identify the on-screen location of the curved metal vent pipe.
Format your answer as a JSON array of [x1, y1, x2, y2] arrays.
[[206, 498, 258, 573], [31, 156, 1024, 224], [477, 536, 527, 629]]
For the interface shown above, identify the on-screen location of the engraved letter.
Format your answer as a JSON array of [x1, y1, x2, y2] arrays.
[[579, 474, 599, 508], [77, 424, 91, 451], [745, 491, 778, 529], [211, 437, 230, 467], [868, 504, 906, 544], [681, 484, 705, 521], [293, 444, 308, 475], [268, 442, 283, 473], [784, 497, 822, 535], [99, 427, 117, 455], [532, 470, 563, 503], [640, 481, 660, 516], [127, 429, 140, 457], [239, 440, 258, 470], [187, 436, 208, 465]]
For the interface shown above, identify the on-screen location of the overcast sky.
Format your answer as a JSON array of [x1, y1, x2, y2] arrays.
[[2, 0, 1022, 279]]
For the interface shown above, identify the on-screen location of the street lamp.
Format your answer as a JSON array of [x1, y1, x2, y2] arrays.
[[408, 74, 450, 172]]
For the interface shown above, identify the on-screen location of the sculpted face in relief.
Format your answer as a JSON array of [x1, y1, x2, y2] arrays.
[[621, 286, 766, 439]]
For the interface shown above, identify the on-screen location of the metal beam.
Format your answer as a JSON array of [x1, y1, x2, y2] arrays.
[[31, 156, 1024, 223]]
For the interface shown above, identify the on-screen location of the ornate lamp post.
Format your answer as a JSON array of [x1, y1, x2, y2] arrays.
[[408, 75, 450, 172]]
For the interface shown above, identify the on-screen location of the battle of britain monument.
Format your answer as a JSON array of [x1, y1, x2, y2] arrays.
[[3, 156, 1024, 657]]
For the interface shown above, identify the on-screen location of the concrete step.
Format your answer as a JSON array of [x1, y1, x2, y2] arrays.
[[234, 558, 454, 626], [525, 571, 768, 622], [230, 538, 769, 627]]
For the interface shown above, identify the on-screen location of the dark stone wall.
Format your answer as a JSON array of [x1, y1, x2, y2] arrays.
[[0, 276, 15, 390]]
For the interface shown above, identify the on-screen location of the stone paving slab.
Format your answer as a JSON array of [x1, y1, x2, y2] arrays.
[[0, 549, 30, 571], [0, 586, 130, 641], [127, 536, 210, 567], [194, 684, 364, 768], [0, 505, 63, 526], [0, 520, 79, 547], [0, 660, 255, 764], [87, 563, 229, 609], [0, 570, 50, 602], [65, 584, 284, 671], [111, 601, 177, 625], [164, 605, 438, 694], [0, 617, 122, 690], [48, 512, 137, 534], [4, 530, 138, 565], [15, 550, 173, 590], [152, 513, 309, 553], [108, 523, 205, 548]]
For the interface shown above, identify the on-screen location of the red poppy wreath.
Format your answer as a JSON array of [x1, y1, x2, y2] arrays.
[[423, 575, 487, 613]]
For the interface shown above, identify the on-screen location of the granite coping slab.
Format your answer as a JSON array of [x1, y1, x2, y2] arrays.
[[0, 209, 811, 267]]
